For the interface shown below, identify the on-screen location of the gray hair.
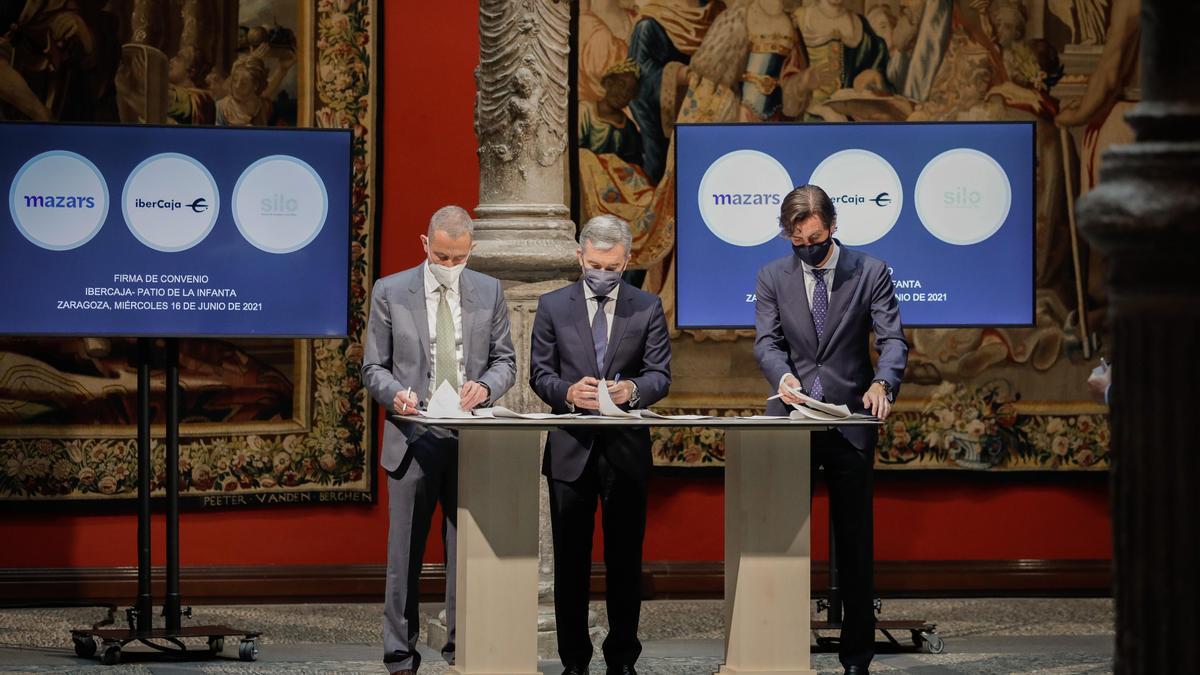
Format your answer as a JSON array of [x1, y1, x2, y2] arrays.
[[579, 215, 632, 256], [428, 205, 475, 239]]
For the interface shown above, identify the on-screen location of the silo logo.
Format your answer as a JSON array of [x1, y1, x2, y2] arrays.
[[122, 153, 220, 252], [808, 149, 903, 246], [916, 149, 1011, 245], [9, 150, 109, 251], [697, 150, 793, 247], [233, 155, 329, 254]]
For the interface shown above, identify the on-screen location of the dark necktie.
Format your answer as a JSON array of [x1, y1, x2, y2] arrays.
[[810, 268, 828, 401], [592, 295, 609, 374]]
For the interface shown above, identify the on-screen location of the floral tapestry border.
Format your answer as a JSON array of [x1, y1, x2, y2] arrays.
[[0, 0, 378, 508], [651, 381, 1109, 472]]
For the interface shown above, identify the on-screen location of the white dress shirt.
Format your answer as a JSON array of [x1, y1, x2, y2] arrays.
[[800, 240, 839, 308], [780, 241, 840, 390], [582, 277, 619, 340], [424, 262, 465, 393], [574, 278, 639, 407]]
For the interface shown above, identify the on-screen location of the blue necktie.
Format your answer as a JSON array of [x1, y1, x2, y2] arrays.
[[810, 268, 828, 401], [592, 295, 609, 374]]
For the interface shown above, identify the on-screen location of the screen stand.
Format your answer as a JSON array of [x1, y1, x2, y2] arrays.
[[69, 338, 262, 665], [812, 519, 944, 655]]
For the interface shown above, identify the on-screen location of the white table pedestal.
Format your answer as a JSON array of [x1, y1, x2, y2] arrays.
[[717, 429, 816, 675], [450, 428, 542, 675]]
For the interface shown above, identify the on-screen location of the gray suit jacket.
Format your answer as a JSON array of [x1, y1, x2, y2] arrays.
[[754, 244, 908, 450], [362, 264, 516, 471]]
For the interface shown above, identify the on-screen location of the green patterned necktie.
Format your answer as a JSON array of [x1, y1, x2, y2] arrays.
[[434, 284, 459, 389]]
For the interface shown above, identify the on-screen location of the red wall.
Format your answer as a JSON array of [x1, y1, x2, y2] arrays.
[[0, 4, 1111, 573]]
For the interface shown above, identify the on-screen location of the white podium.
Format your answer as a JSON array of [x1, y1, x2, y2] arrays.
[[406, 416, 878, 675]]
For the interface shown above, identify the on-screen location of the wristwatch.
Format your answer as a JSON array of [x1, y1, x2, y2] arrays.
[[871, 379, 894, 402]]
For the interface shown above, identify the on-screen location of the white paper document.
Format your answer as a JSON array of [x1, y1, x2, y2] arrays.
[[595, 380, 712, 420], [420, 380, 473, 419], [596, 379, 642, 418], [472, 406, 580, 420]]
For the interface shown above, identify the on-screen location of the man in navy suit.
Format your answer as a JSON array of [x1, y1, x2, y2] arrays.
[[754, 185, 908, 675], [530, 215, 672, 675]]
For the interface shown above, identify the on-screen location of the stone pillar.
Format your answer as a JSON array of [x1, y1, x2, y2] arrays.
[[1075, 2, 1200, 672], [429, 0, 602, 660], [471, 0, 580, 284]]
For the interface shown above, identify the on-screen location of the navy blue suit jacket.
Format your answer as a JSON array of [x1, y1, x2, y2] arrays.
[[530, 279, 672, 483], [754, 244, 908, 450]]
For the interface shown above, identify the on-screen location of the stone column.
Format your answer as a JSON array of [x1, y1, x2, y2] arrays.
[[429, 0, 600, 660], [1075, 2, 1200, 672], [471, 0, 580, 284]]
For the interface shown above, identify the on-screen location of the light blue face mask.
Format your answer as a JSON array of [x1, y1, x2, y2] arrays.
[[582, 267, 621, 296]]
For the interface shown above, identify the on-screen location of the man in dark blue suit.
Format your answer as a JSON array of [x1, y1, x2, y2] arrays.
[[530, 215, 672, 675], [755, 185, 908, 675]]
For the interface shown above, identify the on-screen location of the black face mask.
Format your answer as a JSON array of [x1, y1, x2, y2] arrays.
[[792, 237, 833, 266]]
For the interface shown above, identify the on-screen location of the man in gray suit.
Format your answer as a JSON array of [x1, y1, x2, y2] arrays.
[[362, 205, 516, 675], [754, 185, 907, 675]]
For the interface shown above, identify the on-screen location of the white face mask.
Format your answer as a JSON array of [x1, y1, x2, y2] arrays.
[[429, 261, 466, 287]]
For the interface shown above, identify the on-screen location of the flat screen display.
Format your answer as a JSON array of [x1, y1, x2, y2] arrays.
[[0, 122, 351, 337], [675, 122, 1035, 329]]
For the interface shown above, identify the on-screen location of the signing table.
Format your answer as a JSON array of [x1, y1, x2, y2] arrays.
[[404, 415, 879, 675]]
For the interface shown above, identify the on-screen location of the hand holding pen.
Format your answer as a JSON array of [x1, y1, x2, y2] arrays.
[[393, 386, 419, 416]]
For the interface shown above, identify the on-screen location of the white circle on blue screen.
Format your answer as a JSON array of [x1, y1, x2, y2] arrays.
[[233, 155, 329, 254], [9, 151, 109, 251], [122, 153, 220, 252], [697, 150, 793, 247], [807, 149, 903, 246], [915, 148, 1012, 246]]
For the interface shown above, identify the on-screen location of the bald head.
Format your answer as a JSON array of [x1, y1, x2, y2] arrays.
[[428, 205, 475, 240]]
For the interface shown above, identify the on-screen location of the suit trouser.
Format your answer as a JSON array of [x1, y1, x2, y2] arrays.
[[383, 433, 457, 673], [812, 429, 876, 669], [548, 448, 647, 669]]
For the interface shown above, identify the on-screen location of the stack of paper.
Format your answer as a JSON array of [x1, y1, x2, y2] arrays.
[[595, 380, 712, 420], [473, 407, 580, 420], [418, 381, 474, 419]]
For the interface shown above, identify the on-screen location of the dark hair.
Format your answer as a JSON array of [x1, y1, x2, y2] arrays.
[[778, 184, 836, 238]]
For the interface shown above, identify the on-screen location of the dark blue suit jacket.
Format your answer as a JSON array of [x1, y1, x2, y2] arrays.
[[754, 244, 908, 450], [530, 279, 672, 483]]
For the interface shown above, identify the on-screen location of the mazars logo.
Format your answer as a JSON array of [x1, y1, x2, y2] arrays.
[[9, 150, 109, 250], [122, 153, 220, 252], [698, 150, 793, 247], [916, 148, 1011, 245], [23, 194, 97, 209], [808, 149, 903, 246]]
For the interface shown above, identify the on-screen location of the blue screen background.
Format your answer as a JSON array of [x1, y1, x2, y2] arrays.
[[0, 123, 351, 337], [675, 122, 1035, 328]]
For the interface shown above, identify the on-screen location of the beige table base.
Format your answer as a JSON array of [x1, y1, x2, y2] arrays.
[[450, 428, 542, 675], [717, 429, 816, 675]]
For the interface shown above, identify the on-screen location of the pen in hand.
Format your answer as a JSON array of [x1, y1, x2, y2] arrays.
[[401, 386, 412, 413]]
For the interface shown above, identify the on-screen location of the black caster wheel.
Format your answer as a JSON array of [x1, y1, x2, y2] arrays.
[[919, 632, 945, 654], [208, 636, 224, 654], [72, 634, 97, 658], [100, 642, 122, 665], [238, 638, 259, 662]]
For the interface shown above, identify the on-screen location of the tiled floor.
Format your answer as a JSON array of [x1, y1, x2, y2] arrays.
[[0, 598, 1114, 674]]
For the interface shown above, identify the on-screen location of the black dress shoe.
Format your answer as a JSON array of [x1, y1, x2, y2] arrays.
[[606, 666, 637, 675], [845, 667, 869, 675], [562, 666, 587, 675]]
